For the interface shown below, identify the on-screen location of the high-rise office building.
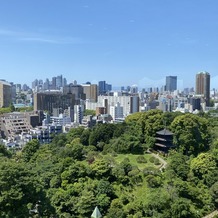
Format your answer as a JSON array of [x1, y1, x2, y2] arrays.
[[195, 71, 210, 106], [51, 77, 56, 89], [56, 75, 63, 89], [0, 80, 11, 108], [166, 76, 177, 92], [98, 81, 106, 95], [98, 81, 112, 95], [32, 79, 38, 90]]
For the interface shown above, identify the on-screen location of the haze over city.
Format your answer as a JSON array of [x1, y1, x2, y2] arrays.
[[1, 0, 218, 89]]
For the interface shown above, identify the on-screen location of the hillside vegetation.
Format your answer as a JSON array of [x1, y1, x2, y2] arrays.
[[0, 109, 218, 217]]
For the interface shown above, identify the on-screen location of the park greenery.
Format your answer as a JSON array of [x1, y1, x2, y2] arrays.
[[0, 109, 218, 217], [0, 104, 33, 114]]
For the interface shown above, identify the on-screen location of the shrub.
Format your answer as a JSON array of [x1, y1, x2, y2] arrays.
[[149, 156, 156, 163], [154, 158, 160, 165], [136, 155, 147, 163]]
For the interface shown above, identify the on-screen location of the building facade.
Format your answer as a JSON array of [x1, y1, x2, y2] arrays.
[[34, 91, 75, 115], [110, 102, 124, 120], [0, 80, 11, 108], [195, 71, 210, 106], [82, 84, 98, 102], [166, 76, 177, 92], [86, 95, 139, 117]]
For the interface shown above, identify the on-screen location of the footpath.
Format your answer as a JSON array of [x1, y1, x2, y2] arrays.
[[203, 210, 218, 218], [146, 149, 167, 171]]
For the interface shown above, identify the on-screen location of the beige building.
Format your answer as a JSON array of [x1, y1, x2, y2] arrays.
[[82, 84, 98, 102], [0, 80, 11, 108], [196, 71, 210, 106]]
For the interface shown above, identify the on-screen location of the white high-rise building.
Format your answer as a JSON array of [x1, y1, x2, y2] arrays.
[[110, 102, 123, 120], [74, 105, 84, 124]]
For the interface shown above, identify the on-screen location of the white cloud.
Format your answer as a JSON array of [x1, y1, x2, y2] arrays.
[[20, 36, 84, 44], [0, 28, 84, 44]]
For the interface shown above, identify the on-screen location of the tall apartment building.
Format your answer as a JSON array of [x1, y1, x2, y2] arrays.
[[166, 76, 177, 92], [74, 105, 83, 124], [196, 71, 210, 106], [0, 80, 12, 108], [110, 102, 124, 120]]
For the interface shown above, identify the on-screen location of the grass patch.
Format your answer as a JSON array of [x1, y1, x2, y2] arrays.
[[112, 153, 161, 170]]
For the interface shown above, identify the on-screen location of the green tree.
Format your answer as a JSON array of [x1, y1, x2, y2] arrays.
[[167, 152, 190, 180], [66, 127, 84, 143], [9, 103, 15, 112], [106, 199, 126, 218], [170, 113, 211, 156], [84, 109, 96, 116], [190, 153, 217, 185], [89, 123, 115, 146], [0, 144, 12, 158], [210, 181, 218, 207], [0, 160, 46, 217], [22, 139, 40, 162], [170, 198, 196, 218]]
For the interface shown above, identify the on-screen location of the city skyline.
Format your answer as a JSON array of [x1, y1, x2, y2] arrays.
[[1, 1, 218, 88], [5, 72, 218, 92]]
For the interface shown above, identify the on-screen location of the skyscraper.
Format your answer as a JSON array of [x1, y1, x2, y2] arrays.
[[98, 81, 106, 95], [195, 71, 210, 106], [98, 81, 112, 95], [166, 76, 177, 92]]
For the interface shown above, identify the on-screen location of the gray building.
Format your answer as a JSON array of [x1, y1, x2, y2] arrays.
[[166, 76, 177, 92]]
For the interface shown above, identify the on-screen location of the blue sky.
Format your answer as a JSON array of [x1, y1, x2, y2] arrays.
[[1, 0, 218, 89]]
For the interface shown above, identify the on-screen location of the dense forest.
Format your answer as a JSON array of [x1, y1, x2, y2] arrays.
[[0, 109, 218, 217]]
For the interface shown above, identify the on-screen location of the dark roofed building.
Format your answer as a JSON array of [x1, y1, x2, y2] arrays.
[[155, 129, 175, 153]]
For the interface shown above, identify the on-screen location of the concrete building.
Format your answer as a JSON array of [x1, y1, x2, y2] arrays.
[[96, 107, 107, 115], [86, 95, 139, 117], [63, 84, 86, 104], [189, 97, 201, 111], [196, 71, 210, 106], [50, 114, 72, 126], [81, 115, 96, 128], [0, 112, 36, 139], [0, 80, 11, 108], [33, 91, 75, 115]]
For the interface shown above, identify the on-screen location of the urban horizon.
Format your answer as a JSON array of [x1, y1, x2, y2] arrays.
[[2, 71, 218, 92]]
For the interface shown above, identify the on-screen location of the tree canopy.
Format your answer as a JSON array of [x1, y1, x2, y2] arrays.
[[0, 110, 217, 217]]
